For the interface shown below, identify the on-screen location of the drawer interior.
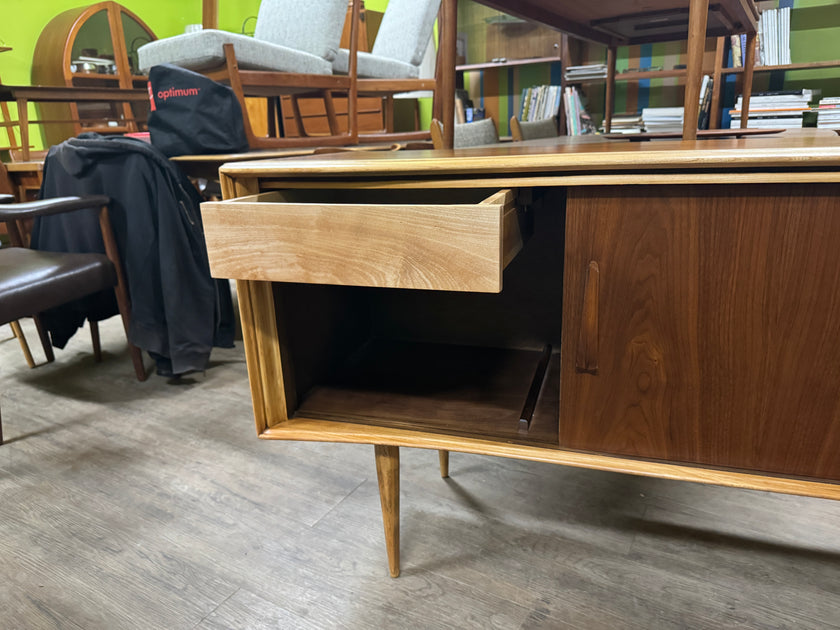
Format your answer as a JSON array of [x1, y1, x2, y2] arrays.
[[271, 189, 566, 446]]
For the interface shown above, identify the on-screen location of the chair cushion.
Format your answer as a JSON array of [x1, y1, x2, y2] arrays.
[[517, 118, 559, 141], [0, 248, 116, 325], [138, 30, 332, 74], [253, 0, 346, 61], [454, 118, 499, 148], [372, 0, 441, 66], [332, 49, 419, 79]]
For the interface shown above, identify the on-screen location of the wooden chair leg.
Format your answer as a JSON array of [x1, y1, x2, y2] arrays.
[[438, 450, 449, 478], [290, 96, 307, 137], [384, 95, 395, 133], [90, 319, 102, 362], [32, 315, 55, 363], [322, 91, 340, 135], [98, 205, 147, 381], [10, 320, 35, 368], [374, 444, 400, 577]]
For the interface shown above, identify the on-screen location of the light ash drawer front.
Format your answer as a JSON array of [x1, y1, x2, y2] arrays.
[[201, 188, 528, 292]]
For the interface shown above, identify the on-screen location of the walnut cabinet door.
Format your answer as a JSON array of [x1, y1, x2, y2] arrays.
[[560, 183, 840, 481]]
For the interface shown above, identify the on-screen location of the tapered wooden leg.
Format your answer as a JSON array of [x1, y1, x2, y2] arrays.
[[438, 450, 449, 478], [33, 315, 54, 363], [89, 319, 102, 362], [374, 444, 400, 577], [10, 321, 35, 368]]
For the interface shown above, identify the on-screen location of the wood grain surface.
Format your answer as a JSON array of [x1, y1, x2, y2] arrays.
[[561, 183, 840, 480], [202, 189, 523, 292], [217, 130, 840, 181]]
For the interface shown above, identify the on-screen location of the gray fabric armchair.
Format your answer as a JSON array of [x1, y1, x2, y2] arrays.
[[510, 116, 559, 141], [137, 0, 359, 149], [333, 0, 444, 142], [431, 117, 499, 149]]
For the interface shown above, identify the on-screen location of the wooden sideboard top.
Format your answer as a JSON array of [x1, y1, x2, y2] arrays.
[[218, 129, 840, 183]]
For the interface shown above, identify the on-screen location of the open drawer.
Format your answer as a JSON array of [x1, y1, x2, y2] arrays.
[[201, 188, 530, 292]]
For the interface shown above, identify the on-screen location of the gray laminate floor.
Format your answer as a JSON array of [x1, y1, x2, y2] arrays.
[[1, 316, 839, 630]]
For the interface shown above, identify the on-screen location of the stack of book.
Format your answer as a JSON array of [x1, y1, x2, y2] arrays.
[[564, 64, 608, 82], [641, 107, 684, 133], [816, 96, 840, 130], [729, 89, 818, 129], [518, 85, 562, 122], [608, 113, 644, 135], [563, 86, 596, 135]]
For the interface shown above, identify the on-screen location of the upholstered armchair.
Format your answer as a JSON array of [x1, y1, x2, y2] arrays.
[[431, 117, 499, 149], [510, 116, 560, 141], [137, 0, 359, 149], [332, 0, 444, 142]]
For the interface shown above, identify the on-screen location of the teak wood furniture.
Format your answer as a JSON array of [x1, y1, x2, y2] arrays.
[[0, 85, 148, 161], [202, 128, 840, 577]]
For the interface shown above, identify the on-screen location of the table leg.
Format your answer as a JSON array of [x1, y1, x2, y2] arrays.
[[438, 450, 449, 478], [15, 98, 29, 161], [374, 444, 400, 577]]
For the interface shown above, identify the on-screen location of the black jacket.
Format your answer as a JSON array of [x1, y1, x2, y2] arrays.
[[32, 134, 234, 375]]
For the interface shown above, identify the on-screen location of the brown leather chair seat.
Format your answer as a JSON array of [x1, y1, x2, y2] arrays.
[[0, 247, 117, 324]]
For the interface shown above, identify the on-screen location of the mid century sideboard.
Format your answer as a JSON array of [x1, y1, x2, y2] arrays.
[[202, 130, 840, 576]]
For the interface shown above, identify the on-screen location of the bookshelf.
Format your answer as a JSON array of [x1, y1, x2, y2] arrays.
[[709, 2, 840, 129], [473, 0, 759, 139], [455, 1, 566, 136]]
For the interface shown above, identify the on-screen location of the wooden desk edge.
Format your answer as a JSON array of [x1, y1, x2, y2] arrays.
[[262, 418, 840, 501]]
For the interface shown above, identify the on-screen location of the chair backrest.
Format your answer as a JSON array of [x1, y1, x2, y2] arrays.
[[454, 118, 499, 148], [372, 0, 441, 66], [430, 117, 499, 149], [254, 0, 347, 61], [510, 116, 559, 141]]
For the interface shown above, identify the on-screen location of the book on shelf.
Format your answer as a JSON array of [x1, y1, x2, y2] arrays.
[[563, 86, 595, 135], [755, 7, 791, 66], [607, 113, 644, 134], [563, 64, 608, 81], [735, 89, 820, 110], [698, 75, 714, 130], [730, 35, 742, 67], [641, 106, 684, 133], [816, 96, 840, 129], [518, 85, 562, 122]]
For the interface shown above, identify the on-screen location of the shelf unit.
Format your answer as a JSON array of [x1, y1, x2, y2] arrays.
[[31, 1, 156, 147], [708, 1, 840, 129], [473, 0, 759, 138]]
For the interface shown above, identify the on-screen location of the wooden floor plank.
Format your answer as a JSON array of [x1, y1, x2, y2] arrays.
[[2, 317, 840, 629]]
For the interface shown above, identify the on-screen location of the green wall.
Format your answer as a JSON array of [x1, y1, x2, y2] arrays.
[[2, 0, 256, 148], [0, 0, 416, 149], [2, 0, 264, 86]]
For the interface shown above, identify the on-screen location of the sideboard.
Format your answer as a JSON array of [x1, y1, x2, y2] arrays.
[[202, 129, 840, 576]]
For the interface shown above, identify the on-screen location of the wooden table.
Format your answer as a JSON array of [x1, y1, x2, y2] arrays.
[[0, 85, 149, 160], [3, 160, 43, 201], [201, 129, 840, 577]]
